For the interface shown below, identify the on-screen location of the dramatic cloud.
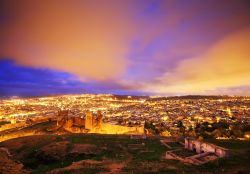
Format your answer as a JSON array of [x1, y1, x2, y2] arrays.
[[1, 0, 250, 96], [0, 59, 84, 96], [0, 59, 144, 97], [0, 0, 146, 80], [144, 28, 250, 95]]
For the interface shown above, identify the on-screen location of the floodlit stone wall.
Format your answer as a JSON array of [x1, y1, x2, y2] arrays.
[[92, 123, 144, 135], [57, 110, 144, 135]]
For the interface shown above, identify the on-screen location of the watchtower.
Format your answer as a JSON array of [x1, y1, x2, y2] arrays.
[[85, 111, 93, 130]]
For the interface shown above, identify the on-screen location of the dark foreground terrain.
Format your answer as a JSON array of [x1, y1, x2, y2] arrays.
[[0, 133, 250, 174]]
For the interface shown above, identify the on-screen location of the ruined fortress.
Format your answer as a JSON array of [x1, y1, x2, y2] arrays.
[[56, 110, 144, 135], [85, 111, 102, 131], [185, 138, 230, 157], [164, 137, 230, 165]]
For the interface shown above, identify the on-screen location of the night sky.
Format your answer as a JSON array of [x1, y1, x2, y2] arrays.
[[0, 0, 250, 97]]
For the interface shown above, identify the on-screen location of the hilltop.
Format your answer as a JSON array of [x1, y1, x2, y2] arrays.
[[0, 133, 249, 174]]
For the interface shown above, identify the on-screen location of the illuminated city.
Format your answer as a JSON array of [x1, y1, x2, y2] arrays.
[[0, 0, 250, 174], [1, 94, 250, 138], [0, 94, 250, 173]]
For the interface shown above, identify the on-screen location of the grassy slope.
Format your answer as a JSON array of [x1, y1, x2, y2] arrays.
[[0, 134, 250, 174]]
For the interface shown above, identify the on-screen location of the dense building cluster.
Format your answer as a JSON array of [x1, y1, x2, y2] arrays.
[[0, 94, 250, 139]]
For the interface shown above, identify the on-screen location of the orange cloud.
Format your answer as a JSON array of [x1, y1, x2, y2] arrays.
[[1, 0, 250, 96], [0, 0, 139, 81], [144, 28, 250, 95]]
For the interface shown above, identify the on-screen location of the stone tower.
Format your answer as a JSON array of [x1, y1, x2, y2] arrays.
[[85, 111, 93, 130], [57, 110, 69, 126], [96, 110, 103, 128]]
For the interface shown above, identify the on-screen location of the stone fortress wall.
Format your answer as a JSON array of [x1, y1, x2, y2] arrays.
[[57, 110, 144, 135]]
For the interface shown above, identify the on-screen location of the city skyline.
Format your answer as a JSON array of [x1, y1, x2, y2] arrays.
[[1, 0, 250, 97]]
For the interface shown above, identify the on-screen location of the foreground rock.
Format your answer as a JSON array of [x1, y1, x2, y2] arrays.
[[0, 148, 29, 174]]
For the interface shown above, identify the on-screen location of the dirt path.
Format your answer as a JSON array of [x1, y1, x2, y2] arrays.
[[101, 157, 132, 174], [100, 144, 133, 174], [48, 144, 133, 174], [48, 160, 103, 174]]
